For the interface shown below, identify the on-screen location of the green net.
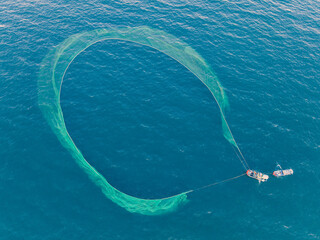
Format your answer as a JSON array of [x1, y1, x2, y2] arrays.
[[38, 27, 242, 215]]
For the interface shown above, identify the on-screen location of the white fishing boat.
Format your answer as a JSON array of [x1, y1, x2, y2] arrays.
[[272, 163, 293, 177], [246, 170, 269, 182], [273, 169, 293, 177]]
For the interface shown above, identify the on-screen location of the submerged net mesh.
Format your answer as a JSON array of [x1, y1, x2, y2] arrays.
[[38, 27, 242, 215]]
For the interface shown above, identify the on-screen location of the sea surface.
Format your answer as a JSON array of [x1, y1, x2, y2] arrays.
[[1, 0, 320, 239]]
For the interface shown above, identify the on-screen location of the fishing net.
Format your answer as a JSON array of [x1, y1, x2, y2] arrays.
[[38, 27, 242, 215]]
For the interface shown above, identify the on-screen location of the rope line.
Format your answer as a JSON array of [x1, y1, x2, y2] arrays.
[[232, 145, 250, 170], [232, 146, 247, 170], [185, 173, 246, 194], [236, 146, 250, 170]]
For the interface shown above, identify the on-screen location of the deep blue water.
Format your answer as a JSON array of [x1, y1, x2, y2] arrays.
[[1, 0, 320, 239]]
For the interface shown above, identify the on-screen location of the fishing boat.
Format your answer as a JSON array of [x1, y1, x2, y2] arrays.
[[246, 170, 269, 182], [273, 168, 293, 177], [273, 169, 293, 177], [272, 163, 293, 177]]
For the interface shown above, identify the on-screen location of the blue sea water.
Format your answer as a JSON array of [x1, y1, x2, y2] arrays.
[[1, 0, 320, 239]]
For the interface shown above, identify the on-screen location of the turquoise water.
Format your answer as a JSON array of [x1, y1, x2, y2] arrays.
[[1, 0, 320, 239]]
